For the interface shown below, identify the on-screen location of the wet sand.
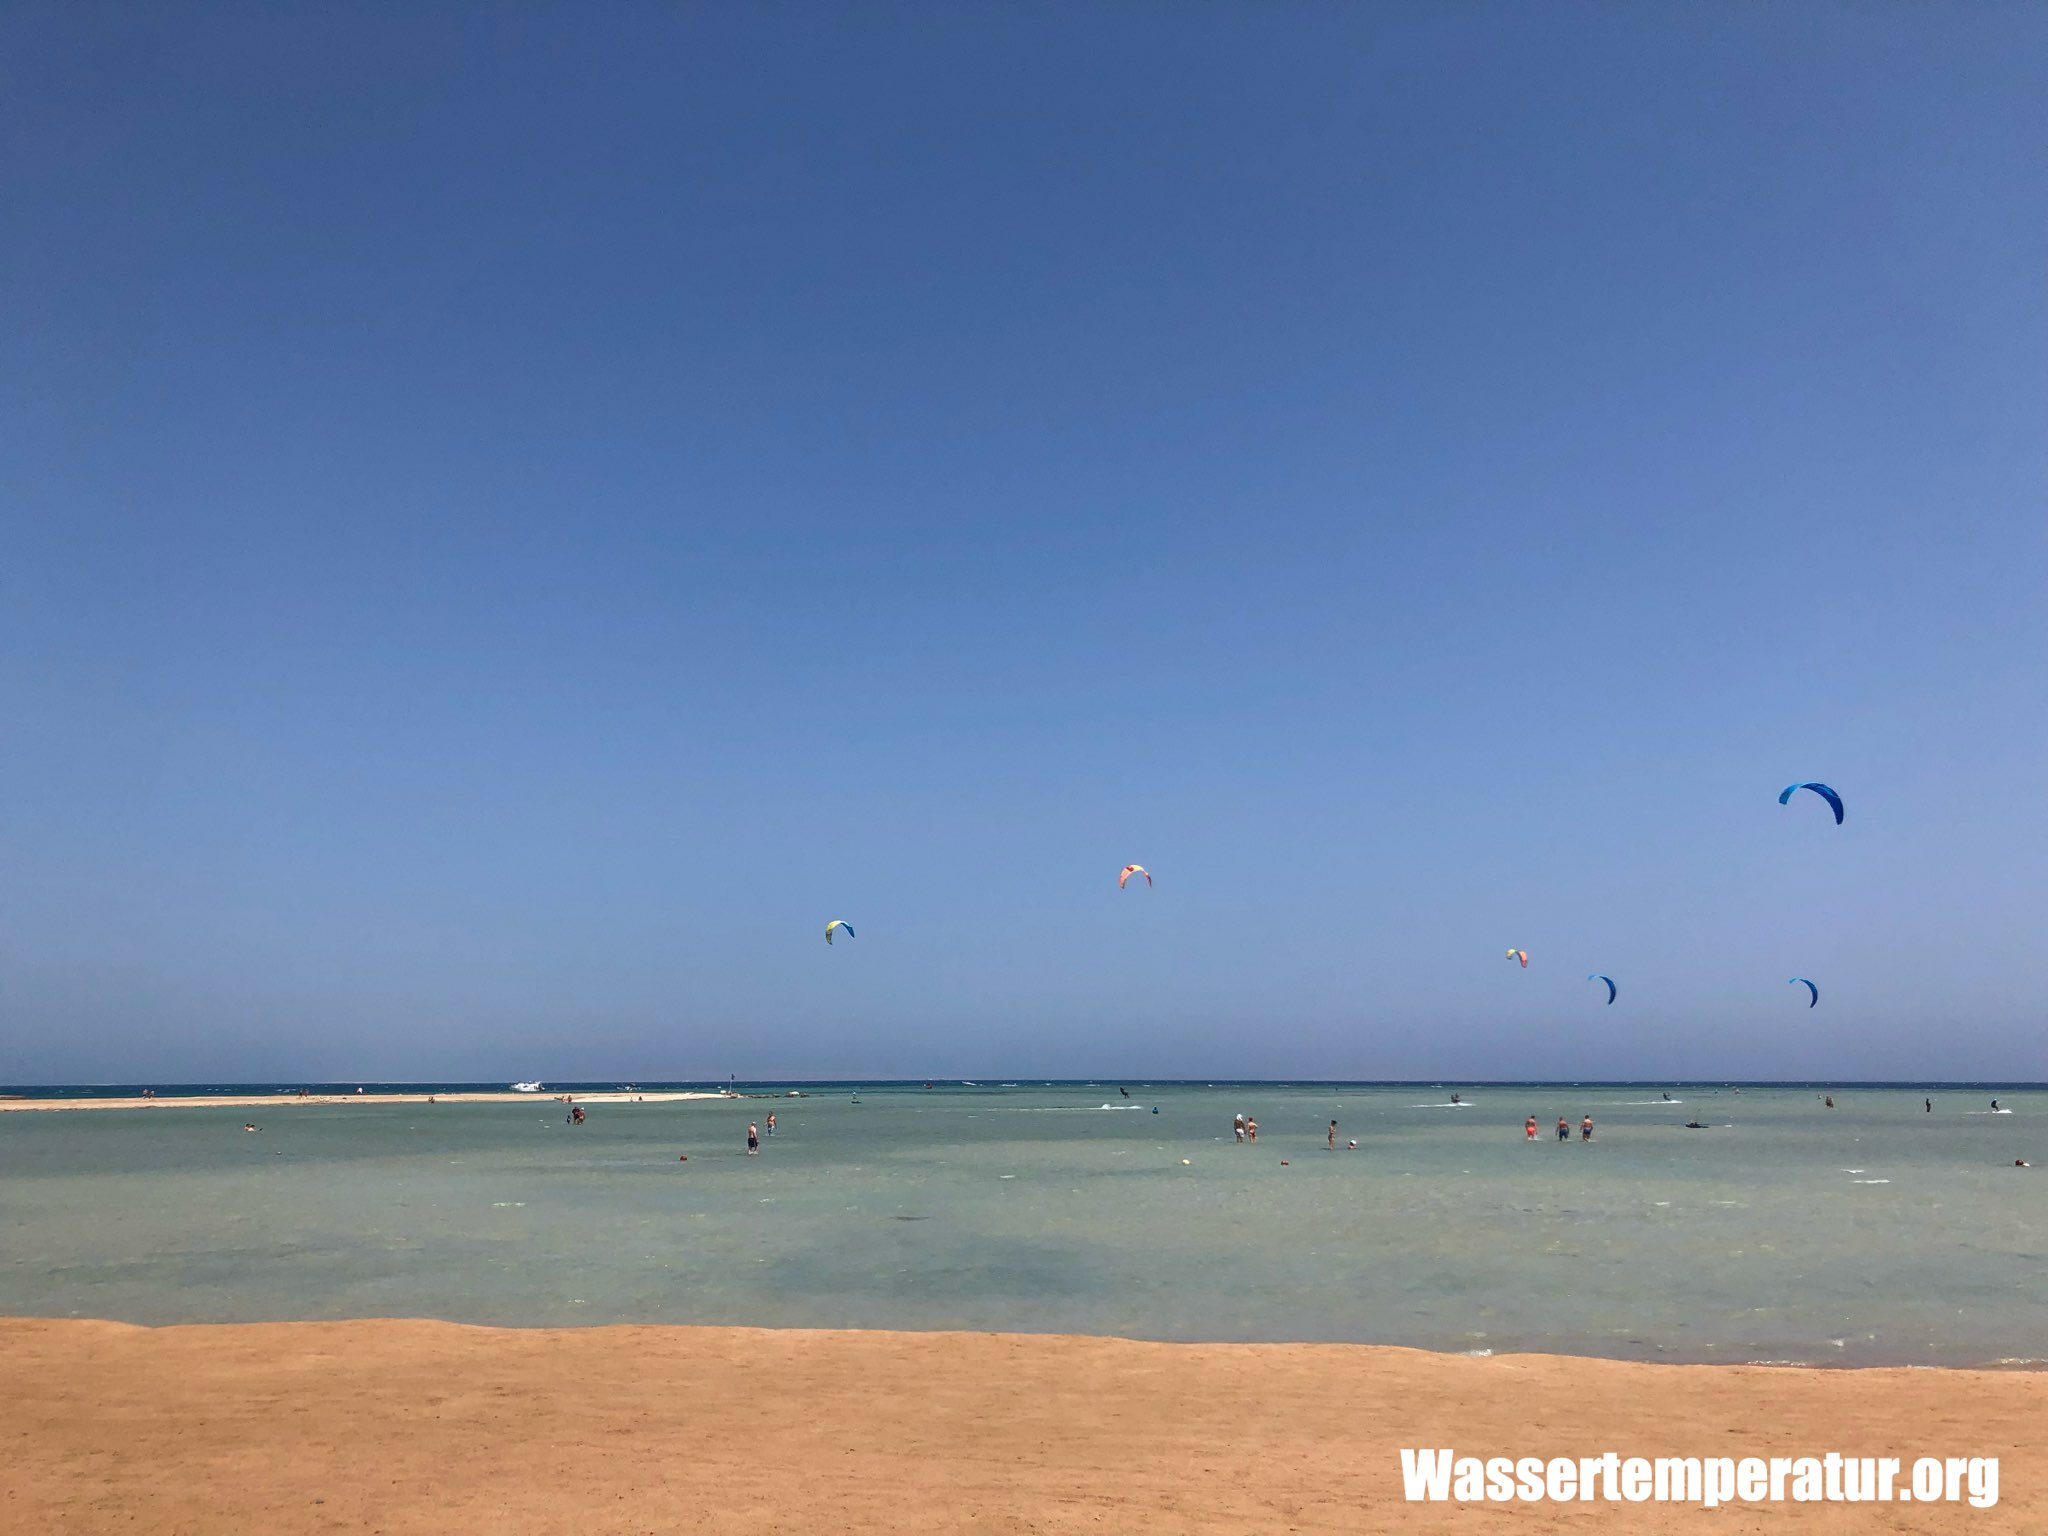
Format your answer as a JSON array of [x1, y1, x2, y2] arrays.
[[0, 1091, 727, 1112], [2, 1318, 2038, 1533]]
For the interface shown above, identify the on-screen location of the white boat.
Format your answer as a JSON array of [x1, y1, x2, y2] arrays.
[[510, 1081, 545, 1093]]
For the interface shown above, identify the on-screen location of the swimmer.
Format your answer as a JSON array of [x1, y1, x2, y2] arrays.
[[1580, 1115, 1594, 1142], [1824, 1095, 1834, 1108], [2017, 1159, 2030, 1168], [1347, 1139, 1357, 1150], [242, 1122, 257, 1132], [1685, 1120, 1705, 1129], [746, 1121, 759, 1155]]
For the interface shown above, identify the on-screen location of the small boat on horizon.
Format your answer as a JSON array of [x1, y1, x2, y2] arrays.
[[510, 1081, 545, 1094]]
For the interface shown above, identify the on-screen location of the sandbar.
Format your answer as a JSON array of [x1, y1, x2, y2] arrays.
[[0, 1090, 728, 1112]]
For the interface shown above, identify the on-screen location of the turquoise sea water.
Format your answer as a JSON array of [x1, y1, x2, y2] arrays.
[[1, 1083, 2040, 1365]]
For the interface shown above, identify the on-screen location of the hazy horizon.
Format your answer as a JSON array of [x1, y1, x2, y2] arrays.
[[6, 1076, 2043, 1092]]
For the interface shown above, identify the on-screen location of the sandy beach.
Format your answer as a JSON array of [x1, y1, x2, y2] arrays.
[[0, 1091, 729, 1113], [2, 1319, 2036, 1533]]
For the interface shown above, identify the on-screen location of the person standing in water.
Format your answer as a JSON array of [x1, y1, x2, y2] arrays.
[[1246, 1117, 1258, 1143], [1926, 1098, 1933, 1113], [1233, 1114, 1246, 1143], [746, 1122, 759, 1155], [1556, 1117, 1570, 1142], [1580, 1115, 1594, 1142], [765, 1112, 776, 1137], [1992, 1099, 2001, 1112], [1525, 1116, 1538, 1141], [1328, 1120, 1337, 1152]]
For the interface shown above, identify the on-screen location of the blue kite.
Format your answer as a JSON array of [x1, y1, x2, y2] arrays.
[[1779, 782, 1844, 825]]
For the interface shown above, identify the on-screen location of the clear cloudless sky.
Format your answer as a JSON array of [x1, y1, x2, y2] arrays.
[[2, 3, 2043, 1083]]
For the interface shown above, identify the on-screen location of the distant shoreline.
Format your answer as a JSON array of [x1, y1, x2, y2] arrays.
[[0, 1090, 730, 1113]]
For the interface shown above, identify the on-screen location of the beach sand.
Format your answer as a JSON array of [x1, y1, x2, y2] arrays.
[[2, 1319, 2037, 1532], [0, 1091, 727, 1112]]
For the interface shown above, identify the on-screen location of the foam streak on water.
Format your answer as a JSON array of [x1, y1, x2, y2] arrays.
[[0, 1083, 2040, 1367]]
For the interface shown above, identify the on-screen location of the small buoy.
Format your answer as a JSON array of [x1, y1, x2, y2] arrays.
[[1348, 1140, 1357, 1149], [1151, 1106, 1159, 1114]]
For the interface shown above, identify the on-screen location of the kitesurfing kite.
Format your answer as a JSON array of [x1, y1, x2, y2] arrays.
[[825, 920, 855, 945], [1588, 973, 1616, 1005], [1788, 976, 1819, 1007], [1119, 864, 1151, 889], [1506, 949, 1528, 968], [1779, 782, 1844, 825]]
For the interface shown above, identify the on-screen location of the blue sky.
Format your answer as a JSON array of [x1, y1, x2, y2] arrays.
[[3, 4, 2043, 1082]]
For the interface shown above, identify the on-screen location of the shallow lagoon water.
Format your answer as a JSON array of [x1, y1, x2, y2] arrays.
[[1, 1084, 2040, 1365]]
